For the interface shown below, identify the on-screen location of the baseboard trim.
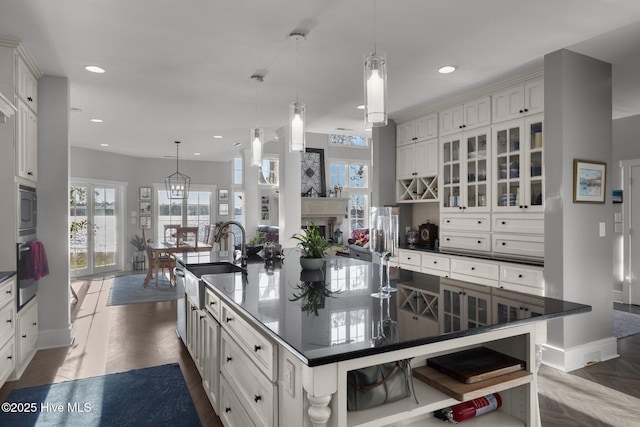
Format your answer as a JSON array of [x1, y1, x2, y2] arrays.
[[38, 324, 74, 349], [541, 336, 619, 372]]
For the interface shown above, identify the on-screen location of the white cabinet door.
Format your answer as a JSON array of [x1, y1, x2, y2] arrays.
[[524, 79, 544, 116], [16, 100, 37, 183], [439, 104, 463, 136], [415, 139, 438, 177], [396, 144, 415, 179], [396, 121, 415, 146], [462, 96, 491, 130], [415, 113, 438, 140], [492, 79, 543, 124]]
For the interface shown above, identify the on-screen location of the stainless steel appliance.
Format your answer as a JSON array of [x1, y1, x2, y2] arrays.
[[174, 266, 187, 345], [18, 184, 37, 237], [16, 239, 38, 311]]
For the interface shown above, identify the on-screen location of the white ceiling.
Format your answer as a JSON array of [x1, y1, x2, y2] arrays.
[[1, 1, 639, 163]]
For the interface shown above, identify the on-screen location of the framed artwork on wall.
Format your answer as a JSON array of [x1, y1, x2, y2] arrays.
[[139, 201, 151, 215], [573, 159, 607, 203], [218, 203, 229, 216], [218, 189, 229, 201], [301, 148, 326, 197], [139, 186, 152, 200], [139, 216, 152, 229]]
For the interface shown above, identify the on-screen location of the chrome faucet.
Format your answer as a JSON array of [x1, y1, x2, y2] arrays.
[[215, 221, 247, 267]]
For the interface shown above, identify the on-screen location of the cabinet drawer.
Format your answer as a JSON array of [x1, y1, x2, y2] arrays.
[[493, 234, 544, 259], [421, 253, 450, 272], [440, 232, 491, 252], [500, 265, 544, 289], [204, 287, 220, 321], [0, 302, 15, 346], [492, 214, 544, 234], [398, 250, 421, 268], [451, 258, 499, 287], [0, 339, 15, 387], [221, 331, 276, 427], [440, 214, 490, 231], [0, 278, 14, 309], [221, 302, 277, 381], [220, 375, 256, 427]]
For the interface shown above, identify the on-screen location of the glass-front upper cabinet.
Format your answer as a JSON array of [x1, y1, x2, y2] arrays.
[[493, 114, 544, 212], [441, 128, 491, 213]]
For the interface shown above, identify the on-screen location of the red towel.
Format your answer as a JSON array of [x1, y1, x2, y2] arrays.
[[24, 241, 49, 280]]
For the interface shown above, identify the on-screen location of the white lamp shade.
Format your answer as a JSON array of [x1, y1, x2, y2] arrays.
[[289, 102, 305, 152], [251, 128, 263, 166], [364, 53, 387, 127]]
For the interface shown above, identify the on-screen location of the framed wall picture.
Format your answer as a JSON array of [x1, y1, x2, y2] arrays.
[[139, 201, 152, 215], [218, 189, 229, 201], [139, 216, 152, 229], [218, 203, 229, 216], [139, 186, 152, 200], [573, 159, 607, 203], [301, 148, 326, 197]]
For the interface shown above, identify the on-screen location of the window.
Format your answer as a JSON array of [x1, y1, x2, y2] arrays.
[[330, 134, 368, 147], [233, 157, 243, 185], [259, 157, 279, 185], [330, 160, 369, 235], [155, 186, 213, 242], [233, 191, 244, 246]]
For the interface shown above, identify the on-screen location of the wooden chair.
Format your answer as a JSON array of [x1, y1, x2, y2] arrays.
[[175, 226, 199, 249], [163, 224, 181, 243], [142, 228, 175, 287]]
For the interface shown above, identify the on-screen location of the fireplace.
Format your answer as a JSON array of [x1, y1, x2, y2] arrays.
[[301, 197, 348, 242]]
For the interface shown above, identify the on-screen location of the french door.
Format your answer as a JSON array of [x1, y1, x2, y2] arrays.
[[69, 180, 125, 277]]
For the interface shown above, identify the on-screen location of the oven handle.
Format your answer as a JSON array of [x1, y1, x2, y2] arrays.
[[20, 246, 31, 252]]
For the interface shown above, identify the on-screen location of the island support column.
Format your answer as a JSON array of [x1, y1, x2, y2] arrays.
[[302, 363, 338, 427]]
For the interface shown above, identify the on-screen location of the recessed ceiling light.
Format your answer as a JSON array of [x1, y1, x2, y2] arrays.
[[84, 65, 106, 73], [213, 135, 223, 139], [232, 142, 241, 147], [438, 65, 456, 74], [90, 118, 103, 123], [194, 152, 201, 156], [100, 143, 109, 147], [356, 104, 365, 110]]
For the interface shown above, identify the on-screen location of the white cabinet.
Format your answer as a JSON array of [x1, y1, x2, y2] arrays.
[[17, 56, 38, 113], [439, 96, 491, 136], [15, 296, 38, 379], [397, 138, 439, 202], [498, 263, 545, 296], [440, 127, 491, 212], [0, 277, 15, 389], [450, 257, 499, 287], [492, 79, 543, 124], [493, 114, 544, 213], [16, 99, 37, 182], [396, 113, 438, 146]]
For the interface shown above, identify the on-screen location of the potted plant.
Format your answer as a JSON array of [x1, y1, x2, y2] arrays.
[[130, 234, 148, 270], [291, 222, 341, 270]]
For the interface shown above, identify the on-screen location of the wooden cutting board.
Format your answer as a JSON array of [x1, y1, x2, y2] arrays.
[[426, 347, 525, 384]]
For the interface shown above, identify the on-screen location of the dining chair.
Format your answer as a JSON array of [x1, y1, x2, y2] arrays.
[[163, 224, 181, 243], [143, 228, 176, 287], [175, 227, 199, 249]]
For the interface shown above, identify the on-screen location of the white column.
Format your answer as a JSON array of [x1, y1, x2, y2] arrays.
[[243, 148, 260, 236], [276, 127, 301, 248]]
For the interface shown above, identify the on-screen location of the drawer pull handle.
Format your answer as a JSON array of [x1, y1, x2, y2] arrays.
[[225, 407, 231, 413], [226, 317, 233, 323], [254, 345, 261, 352], [254, 395, 262, 402], [226, 356, 232, 362], [7, 355, 11, 360], [22, 334, 27, 338], [209, 301, 216, 305], [6, 319, 11, 323]]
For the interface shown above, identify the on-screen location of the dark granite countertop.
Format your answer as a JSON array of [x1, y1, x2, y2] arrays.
[[0, 271, 16, 283], [397, 245, 545, 267], [192, 250, 587, 367]]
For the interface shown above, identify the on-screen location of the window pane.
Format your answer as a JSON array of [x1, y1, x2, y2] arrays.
[[233, 157, 243, 185], [259, 158, 279, 185], [349, 164, 366, 188], [330, 163, 347, 187], [349, 136, 367, 146], [330, 134, 346, 145], [349, 194, 368, 234]]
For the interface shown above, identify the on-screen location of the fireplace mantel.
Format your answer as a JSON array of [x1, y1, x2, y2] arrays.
[[301, 197, 348, 237]]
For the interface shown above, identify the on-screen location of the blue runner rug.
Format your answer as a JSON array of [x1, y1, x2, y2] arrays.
[[107, 274, 176, 306], [0, 363, 201, 427], [613, 309, 640, 339]]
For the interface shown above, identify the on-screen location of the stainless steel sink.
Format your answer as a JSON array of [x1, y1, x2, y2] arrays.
[[187, 262, 246, 277]]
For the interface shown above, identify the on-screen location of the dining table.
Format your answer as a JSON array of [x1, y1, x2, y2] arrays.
[[144, 241, 214, 287]]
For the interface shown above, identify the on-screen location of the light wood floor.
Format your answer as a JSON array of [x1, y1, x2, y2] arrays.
[[2, 274, 640, 426]]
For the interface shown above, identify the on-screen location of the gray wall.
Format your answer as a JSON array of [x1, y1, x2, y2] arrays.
[[71, 146, 231, 262], [38, 76, 73, 348], [544, 49, 615, 369], [372, 120, 397, 207]]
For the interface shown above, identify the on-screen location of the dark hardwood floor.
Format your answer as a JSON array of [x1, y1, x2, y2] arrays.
[[2, 274, 640, 426]]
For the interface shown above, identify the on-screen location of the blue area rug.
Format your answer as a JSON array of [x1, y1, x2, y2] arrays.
[[0, 363, 201, 427], [107, 274, 176, 306], [613, 309, 640, 339]]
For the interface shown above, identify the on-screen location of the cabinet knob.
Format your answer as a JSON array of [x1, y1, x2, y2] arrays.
[[199, 315, 205, 320], [446, 238, 450, 241], [501, 221, 506, 225], [28, 172, 33, 176], [254, 344, 262, 352], [477, 220, 482, 224], [5, 319, 11, 324], [225, 407, 231, 413], [502, 242, 506, 246], [33, 322, 37, 326], [254, 395, 262, 402], [518, 274, 523, 278], [519, 205, 523, 209], [433, 261, 437, 264], [524, 108, 529, 112], [407, 257, 411, 260], [27, 97, 33, 102], [471, 267, 476, 270], [477, 240, 481, 244], [5, 290, 11, 294], [209, 301, 216, 305], [22, 334, 27, 338], [524, 205, 529, 209], [7, 355, 11, 360], [226, 356, 232, 362], [446, 220, 451, 223], [226, 317, 233, 322], [191, 306, 197, 311], [462, 206, 466, 210], [519, 109, 524, 113]]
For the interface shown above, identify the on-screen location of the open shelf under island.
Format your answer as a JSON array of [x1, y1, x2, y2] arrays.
[[174, 249, 590, 427]]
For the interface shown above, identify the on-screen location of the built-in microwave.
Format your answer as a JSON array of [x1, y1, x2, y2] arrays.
[[18, 184, 37, 236]]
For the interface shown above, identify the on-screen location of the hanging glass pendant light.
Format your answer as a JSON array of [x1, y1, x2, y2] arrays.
[[250, 74, 264, 166], [289, 31, 306, 152], [364, 0, 387, 128], [164, 141, 191, 199]]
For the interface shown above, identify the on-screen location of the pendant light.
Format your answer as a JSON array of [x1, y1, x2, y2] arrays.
[[164, 141, 191, 199], [364, 0, 387, 128], [289, 31, 306, 152], [250, 74, 264, 166]]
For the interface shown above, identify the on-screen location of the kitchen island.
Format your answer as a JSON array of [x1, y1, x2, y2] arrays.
[[175, 250, 589, 427]]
